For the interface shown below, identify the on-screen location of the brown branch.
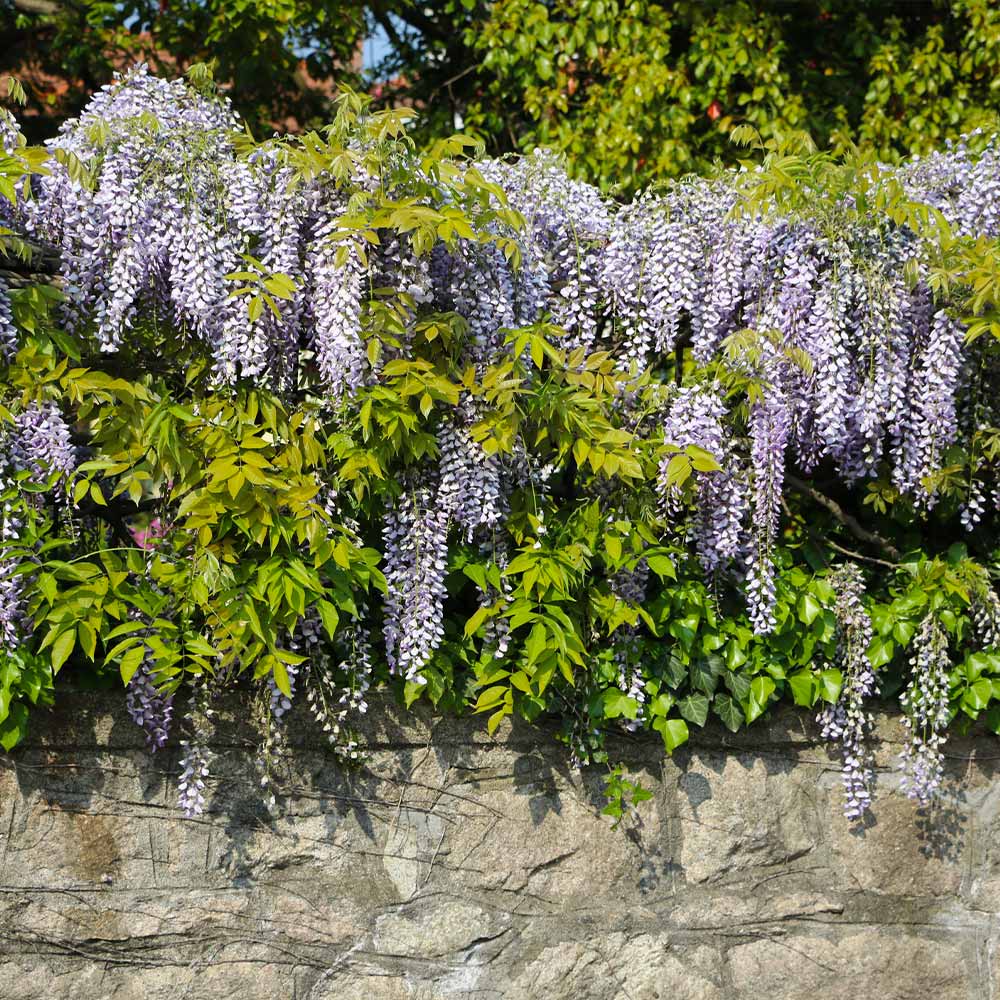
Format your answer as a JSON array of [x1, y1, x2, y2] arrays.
[[785, 472, 902, 562], [825, 538, 899, 570]]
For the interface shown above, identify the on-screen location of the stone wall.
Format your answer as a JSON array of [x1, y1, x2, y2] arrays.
[[0, 690, 998, 999]]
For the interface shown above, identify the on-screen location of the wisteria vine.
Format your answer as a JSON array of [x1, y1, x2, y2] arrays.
[[1, 67, 1000, 822]]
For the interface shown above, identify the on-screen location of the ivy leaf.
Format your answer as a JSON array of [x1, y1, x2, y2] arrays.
[[603, 688, 639, 720], [677, 692, 710, 727], [787, 669, 815, 707], [714, 694, 742, 732], [723, 669, 751, 701], [653, 716, 689, 753], [817, 668, 843, 704], [0, 701, 28, 752], [404, 680, 426, 708], [867, 635, 895, 668], [963, 678, 993, 713], [984, 704, 1000, 735], [746, 675, 776, 723], [724, 639, 747, 670], [689, 654, 724, 694], [797, 593, 822, 625], [663, 651, 687, 688]]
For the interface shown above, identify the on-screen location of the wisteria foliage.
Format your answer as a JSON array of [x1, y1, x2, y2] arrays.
[[2, 67, 1000, 820]]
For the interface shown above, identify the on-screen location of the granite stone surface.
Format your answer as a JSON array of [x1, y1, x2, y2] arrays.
[[0, 691, 996, 998]]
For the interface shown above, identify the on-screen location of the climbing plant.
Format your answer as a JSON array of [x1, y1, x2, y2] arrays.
[[2, 67, 1000, 824]]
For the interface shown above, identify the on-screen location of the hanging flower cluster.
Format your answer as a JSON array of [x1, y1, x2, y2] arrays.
[[0, 402, 77, 655], [0, 474, 24, 651], [817, 565, 879, 820], [0, 280, 16, 363], [899, 616, 952, 805], [125, 659, 174, 751]]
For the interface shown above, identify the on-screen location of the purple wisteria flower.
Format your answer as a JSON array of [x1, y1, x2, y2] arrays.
[[10, 402, 76, 482], [817, 564, 879, 820], [125, 659, 174, 751], [382, 482, 450, 684], [0, 279, 17, 362], [899, 615, 952, 805]]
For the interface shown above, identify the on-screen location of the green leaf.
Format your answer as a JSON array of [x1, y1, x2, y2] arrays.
[[653, 717, 689, 753], [686, 444, 721, 472], [797, 593, 822, 625], [817, 668, 843, 704], [646, 554, 675, 580], [316, 599, 340, 640], [723, 669, 751, 701], [487, 706, 508, 735], [605, 535, 623, 563], [714, 694, 742, 732], [746, 675, 776, 723], [50, 629, 76, 673], [963, 677, 993, 712], [677, 692, 710, 727], [272, 660, 292, 699], [0, 701, 28, 752], [77, 621, 97, 661], [663, 651, 688, 688], [984, 704, 1000, 735], [867, 634, 895, 668], [404, 679, 426, 708], [689, 654, 723, 695], [725, 640, 747, 670], [474, 685, 507, 711], [893, 619, 916, 646], [788, 669, 816, 707], [525, 623, 547, 666], [603, 688, 639, 720], [119, 646, 146, 685], [464, 605, 491, 638]]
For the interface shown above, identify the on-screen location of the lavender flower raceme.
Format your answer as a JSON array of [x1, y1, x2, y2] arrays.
[[899, 615, 952, 805], [658, 384, 746, 575], [382, 481, 450, 684], [300, 608, 374, 762], [746, 381, 791, 633], [125, 659, 174, 751], [10, 402, 76, 482], [177, 673, 217, 818], [817, 565, 879, 820], [177, 740, 211, 818], [0, 278, 17, 363]]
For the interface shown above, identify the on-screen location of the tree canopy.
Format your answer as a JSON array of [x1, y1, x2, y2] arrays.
[[4, 1, 1000, 191]]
